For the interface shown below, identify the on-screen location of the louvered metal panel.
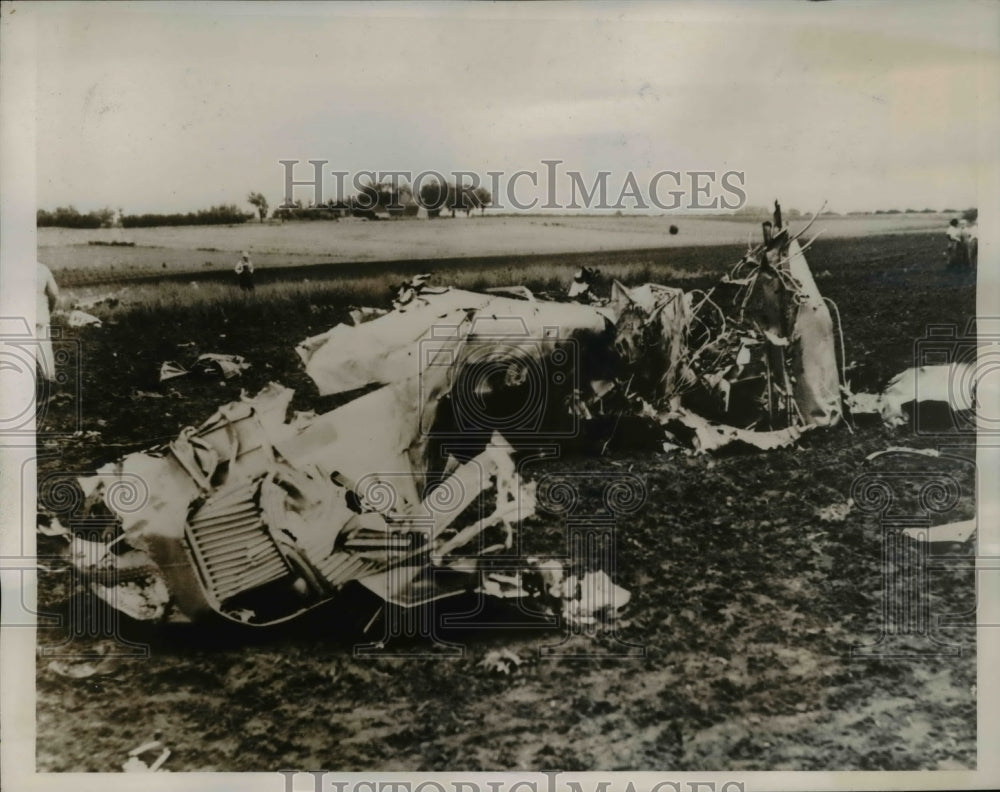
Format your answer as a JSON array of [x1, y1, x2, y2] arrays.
[[186, 481, 290, 605]]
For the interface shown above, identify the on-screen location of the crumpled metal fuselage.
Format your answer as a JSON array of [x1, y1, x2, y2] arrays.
[[77, 222, 842, 627]]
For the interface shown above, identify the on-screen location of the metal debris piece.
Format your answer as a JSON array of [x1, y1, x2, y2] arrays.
[[64, 309, 103, 328], [815, 501, 852, 523], [348, 306, 390, 325], [47, 641, 119, 679], [877, 364, 975, 428], [159, 353, 251, 383], [478, 648, 523, 675], [122, 739, 171, 772], [902, 519, 976, 546], [562, 570, 632, 627], [864, 446, 941, 464]]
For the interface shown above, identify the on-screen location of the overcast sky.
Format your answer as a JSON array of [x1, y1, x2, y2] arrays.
[[28, 1, 1000, 215]]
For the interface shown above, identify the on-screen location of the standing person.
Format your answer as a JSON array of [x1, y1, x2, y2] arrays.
[[235, 251, 255, 292], [36, 261, 60, 382], [959, 219, 978, 269], [945, 219, 964, 269]]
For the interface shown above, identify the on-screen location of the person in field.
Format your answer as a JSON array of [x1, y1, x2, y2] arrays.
[[959, 219, 978, 269], [945, 219, 965, 269], [235, 251, 255, 292], [36, 261, 60, 382]]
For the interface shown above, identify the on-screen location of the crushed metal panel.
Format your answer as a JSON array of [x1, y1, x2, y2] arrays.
[[296, 288, 495, 395], [783, 238, 842, 427], [609, 281, 693, 405], [879, 363, 975, 428], [661, 407, 803, 453], [902, 519, 976, 545]]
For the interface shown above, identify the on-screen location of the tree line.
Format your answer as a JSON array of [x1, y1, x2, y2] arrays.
[[38, 204, 252, 228], [39, 177, 495, 228], [37, 206, 117, 229], [268, 178, 493, 222]]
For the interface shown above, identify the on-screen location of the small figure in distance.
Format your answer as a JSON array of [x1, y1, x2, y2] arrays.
[[959, 218, 977, 269], [235, 251, 255, 292], [945, 219, 964, 270]]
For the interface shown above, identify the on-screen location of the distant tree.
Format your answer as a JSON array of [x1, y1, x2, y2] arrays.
[[472, 186, 492, 215], [353, 177, 415, 215], [962, 207, 978, 223], [419, 179, 448, 218], [449, 183, 476, 217], [418, 178, 491, 218], [247, 192, 269, 222]]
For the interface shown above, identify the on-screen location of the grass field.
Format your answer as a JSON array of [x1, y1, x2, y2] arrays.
[[35, 221, 978, 771], [40, 212, 950, 287]]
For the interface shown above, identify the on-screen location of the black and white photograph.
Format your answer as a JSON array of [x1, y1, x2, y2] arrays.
[[1, 1, 998, 788]]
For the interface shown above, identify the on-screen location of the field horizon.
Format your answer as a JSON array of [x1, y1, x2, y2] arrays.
[[40, 212, 952, 288]]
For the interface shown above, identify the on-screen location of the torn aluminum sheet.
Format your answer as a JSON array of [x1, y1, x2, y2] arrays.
[[781, 236, 842, 427], [77, 380, 538, 627], [864, 446, 942, 464], [122, 740, 171, 773], [64, 309, 103, 328], [295, 286, 618, 481], [659, 407, 803, 454], [609, 280, 693, 407], [846, 363, 976, 428], [604, 203, 841, 447], [562, 570, 632, 627], [159, 353, 251, 383], [682, 205, 842, 431], [296, 288, 613, 398], [479, 563, 632, 629], [348, 306, 390, 325], [878, 363, 975, 428], [902, 519, 976, 546]]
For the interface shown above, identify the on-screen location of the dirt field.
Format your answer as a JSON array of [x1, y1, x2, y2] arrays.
[[34, 226, 977, 771]]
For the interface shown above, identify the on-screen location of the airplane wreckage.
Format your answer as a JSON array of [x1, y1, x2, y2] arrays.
[[63, 204, 966, 631]]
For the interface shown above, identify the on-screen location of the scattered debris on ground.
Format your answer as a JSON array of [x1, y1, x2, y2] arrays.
[[478, 649, 524, 675], [159, 353, 251, 382], [122, 738, 171, 772], [63, 203, 978, 641], [62, 309, 103, 328], [902, 519, 976, 547], [850, 363, 976, 428], [66, 203, 853, 631], [46, 641, 120, 679]]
